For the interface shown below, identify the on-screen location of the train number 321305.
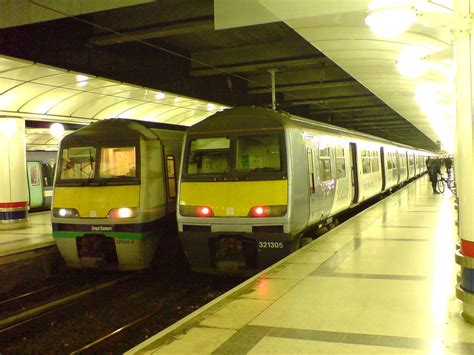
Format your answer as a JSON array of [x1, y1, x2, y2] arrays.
[[259, 241, 284, 249]]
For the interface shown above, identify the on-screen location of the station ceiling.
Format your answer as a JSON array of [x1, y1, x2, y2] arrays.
[[0, 0, 443, 151]]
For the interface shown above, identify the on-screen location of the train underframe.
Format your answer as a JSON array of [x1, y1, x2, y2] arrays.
[[179, 229, 300, 275]]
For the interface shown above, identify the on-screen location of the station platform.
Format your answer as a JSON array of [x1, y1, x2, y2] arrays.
[[128, 176, 474, 354], [0, 211, 58, 293]]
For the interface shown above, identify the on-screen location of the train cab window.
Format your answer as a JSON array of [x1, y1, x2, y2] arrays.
[[187, 137, 230, 175], [60, 147, 96, 180], [336, 147, 346, 178], [99, 146, 136, 178], [166, 155, 177, 199], [236, 135, 281, 171]]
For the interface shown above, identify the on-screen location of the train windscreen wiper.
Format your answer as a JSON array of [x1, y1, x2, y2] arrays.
[[238, 167, 279, 180]]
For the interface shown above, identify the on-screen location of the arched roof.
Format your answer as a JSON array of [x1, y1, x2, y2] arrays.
[[0, 55, 226, 127]]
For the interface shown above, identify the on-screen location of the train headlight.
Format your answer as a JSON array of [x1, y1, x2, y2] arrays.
[[53, 208, 80, 218], [107, 207, 138, 219], [179, 205, 214, 217], [248, 205, 287, 217]]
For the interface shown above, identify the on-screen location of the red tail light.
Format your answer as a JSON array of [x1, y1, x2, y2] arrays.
[[198, 206, 213, 217], [248, 205, 287, 217], [179, 205, 214, 217], [249, 206, 271, 217]]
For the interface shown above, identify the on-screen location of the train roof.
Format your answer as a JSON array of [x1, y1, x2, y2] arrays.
[[188, 106, 431, 153], [60, 118, 185, 146]]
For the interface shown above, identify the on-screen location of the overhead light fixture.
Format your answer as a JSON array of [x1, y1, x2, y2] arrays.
[[0, 118, 17, 138], [50, 123, 65, 138], [396, 47, 429, 78], [207, 103, 216, 111], [365, 0, 417, 38]]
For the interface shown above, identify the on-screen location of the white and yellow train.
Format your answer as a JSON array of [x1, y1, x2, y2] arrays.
[[177, 107, 431, 275], [51, 119, 184, 270]]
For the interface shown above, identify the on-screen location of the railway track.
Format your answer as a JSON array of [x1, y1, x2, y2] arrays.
[[0, 275, 133, 335]]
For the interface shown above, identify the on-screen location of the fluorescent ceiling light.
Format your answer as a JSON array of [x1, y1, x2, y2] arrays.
[[365, 0, 417, 38]]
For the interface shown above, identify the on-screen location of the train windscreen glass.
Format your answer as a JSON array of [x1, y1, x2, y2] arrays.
[[186, 134, 282, 177], [99, 146, 137, 178], [236, 135, 280, 171], [59, 147, 96, 180], [187, 137, 230, 175]]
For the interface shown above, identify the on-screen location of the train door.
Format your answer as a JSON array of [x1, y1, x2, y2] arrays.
[[305, 141, 316, 217], [27, 161, 44, 209], [380, 147, 386, 191], [349, 142, 359, 203], [163, 144, 181, 213]]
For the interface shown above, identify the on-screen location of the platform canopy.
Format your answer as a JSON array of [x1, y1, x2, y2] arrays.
[[0, 55, 226, 150], [0, 55, 224, 125], [215, 0, 455, 153]]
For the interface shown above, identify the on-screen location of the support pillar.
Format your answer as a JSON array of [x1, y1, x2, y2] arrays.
[[453, 0, 474, 324], [0, 117, 28, 229]]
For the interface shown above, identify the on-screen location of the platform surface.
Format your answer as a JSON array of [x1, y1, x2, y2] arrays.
[[128, 176, 474, 354], [0, 211, 54, 259]]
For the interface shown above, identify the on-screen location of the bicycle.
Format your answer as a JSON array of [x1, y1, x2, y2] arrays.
[[437, 173, 456, 194]]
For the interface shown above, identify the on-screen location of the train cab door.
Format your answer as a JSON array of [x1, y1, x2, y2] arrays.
[[163, 144, 180, 213], [349, 142, 359, 203], [305, 142, 316, 215], [27, 161, 44, 209]]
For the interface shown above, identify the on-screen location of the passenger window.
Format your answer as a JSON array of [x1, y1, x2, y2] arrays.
[[166, 155, 177, 199], [372, 157, 379, 172], [29, 164, 40, 186], [336, 147, 345, 178], [336, 158, 346, 178], [319, 147, 330, 157], [319, 158, 332, 181], [362, 150, 371, 174]]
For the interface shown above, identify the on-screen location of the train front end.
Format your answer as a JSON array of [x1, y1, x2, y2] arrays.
[[51, 120, 163, 271], [177, 108, 295, 275]]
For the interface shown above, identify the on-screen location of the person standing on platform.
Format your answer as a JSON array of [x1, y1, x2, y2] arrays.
[[445, 156, 453, 176], [428, 158, 441, 194]]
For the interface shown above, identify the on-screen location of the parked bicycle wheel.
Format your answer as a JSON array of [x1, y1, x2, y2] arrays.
[[437, 178, 445, 193]]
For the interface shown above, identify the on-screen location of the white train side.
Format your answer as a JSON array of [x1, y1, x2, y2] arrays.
[[177, 107, 431, 275]]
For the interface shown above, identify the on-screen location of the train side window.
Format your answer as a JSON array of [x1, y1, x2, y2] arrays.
[[319, 158, 332, 181], [336, 147, 345, 178], [371, 151, 379, 172], [166, 155, 177, 199], [29, 164, 40, 186], [362, 150, 371, 174], [372, 156, 379, 172], [306, 148, 315, 194]]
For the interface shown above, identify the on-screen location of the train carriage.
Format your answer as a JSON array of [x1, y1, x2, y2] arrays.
[[51, 119, 185, 271], [177, 107, 430, 275]]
